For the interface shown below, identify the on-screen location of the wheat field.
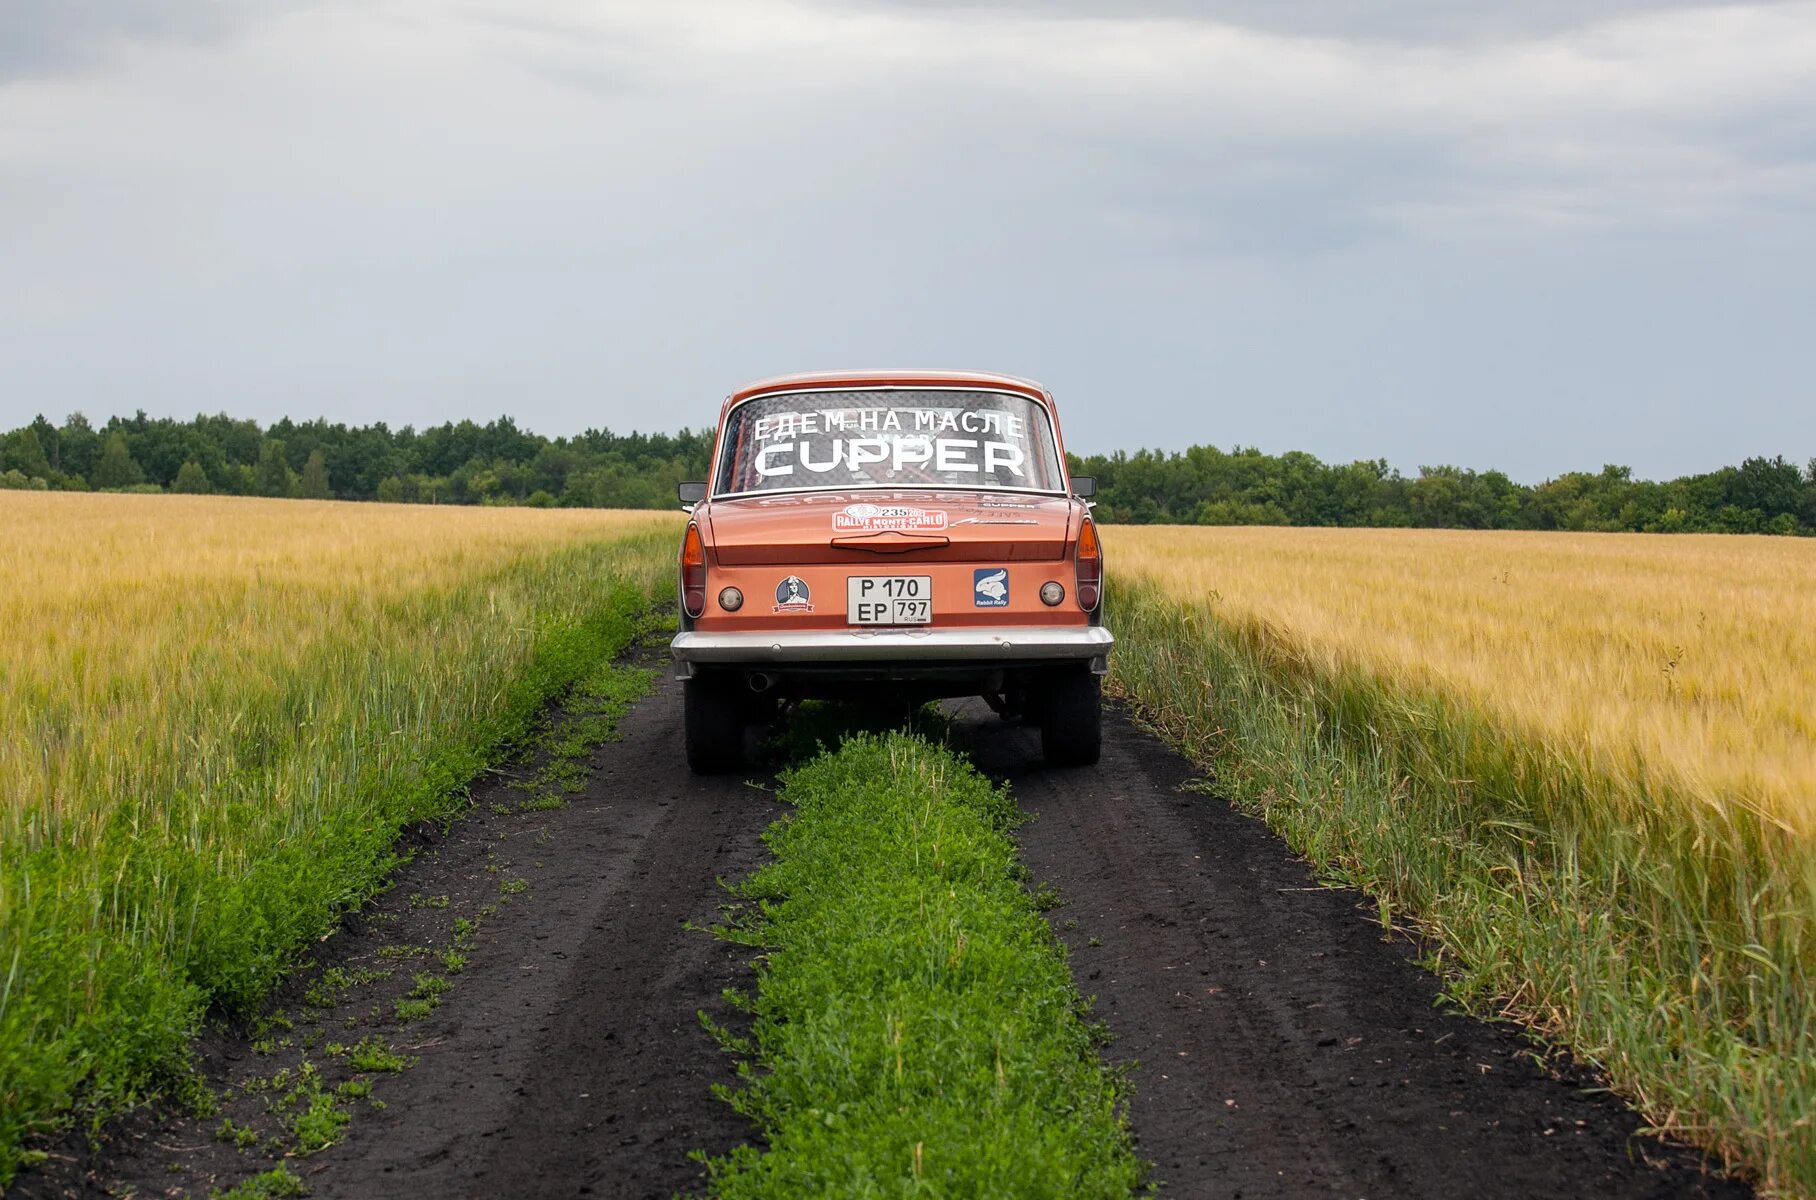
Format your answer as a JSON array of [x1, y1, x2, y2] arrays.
[[0, 492, 678, 1180], [1109, 526, 1816, 832], [1105, 524, 1816, 1191], [1, 492, 676, 850]]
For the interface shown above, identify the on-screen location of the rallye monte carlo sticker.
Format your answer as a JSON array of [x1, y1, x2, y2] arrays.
[[833, 503, 949, 532], [773, 576, 813, 613], [973, 568, 1009, 607]]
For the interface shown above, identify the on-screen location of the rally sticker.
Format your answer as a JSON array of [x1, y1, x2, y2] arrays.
[[833, 504, 949, 533], [773, 576, 814, 613], [973, 568, 1009, 608]]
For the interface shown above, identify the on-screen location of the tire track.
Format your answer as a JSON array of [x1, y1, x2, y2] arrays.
[[313, 674, 777, 1200], [956, 699, 1748, 1200]]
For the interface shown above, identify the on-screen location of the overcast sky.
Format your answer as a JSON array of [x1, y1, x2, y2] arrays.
[[3, 0, 1813, 479]]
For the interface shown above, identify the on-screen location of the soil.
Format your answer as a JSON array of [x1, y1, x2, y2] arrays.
[[16, 678, 1752, 1199]]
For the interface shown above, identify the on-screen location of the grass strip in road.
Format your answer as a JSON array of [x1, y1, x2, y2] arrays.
[[1107, 577, 1813, 1193], [706, 732, 1143, 1199]]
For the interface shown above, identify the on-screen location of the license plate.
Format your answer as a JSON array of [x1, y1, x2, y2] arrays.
[[846, 576, 933, 625]]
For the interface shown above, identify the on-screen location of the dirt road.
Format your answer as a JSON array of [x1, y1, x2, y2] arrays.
[[303, 681, 778, 1200], [26, 676, 1744, 1199], [958, 699, 1744, 1199], [26, 671, 777, 1200]]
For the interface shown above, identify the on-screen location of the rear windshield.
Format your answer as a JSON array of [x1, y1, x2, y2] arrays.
[[714, 389, 1064, 495]]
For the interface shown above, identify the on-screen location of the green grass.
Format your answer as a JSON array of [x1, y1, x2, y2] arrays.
[[340, 1036, 413, 1074], [511, 647, 657, 810], [0, 529, 675, 1187], [705, 733, 1143, 1199], [302, 967, 389, 1011], [234, 1059, 349, 1155], [209, 1163, 308, 1200], [216, 1117, 259, 1149], [279, 1061, 349, 1154], [1107, 578, 1813, 1192], [392, 972, 452, 1022]]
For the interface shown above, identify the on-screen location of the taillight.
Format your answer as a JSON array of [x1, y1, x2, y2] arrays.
[[1075, 517, 1101, 612], [681, 522, 706, 618]]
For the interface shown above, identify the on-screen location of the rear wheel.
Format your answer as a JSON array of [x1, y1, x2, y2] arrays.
[[685, 676, 747, 774], [1040, 669, 1102, 766]]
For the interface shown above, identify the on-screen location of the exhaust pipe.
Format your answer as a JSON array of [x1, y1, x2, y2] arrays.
[[747, 672, 774, 693]]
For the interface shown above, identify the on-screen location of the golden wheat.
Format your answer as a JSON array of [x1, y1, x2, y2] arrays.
[[1108, 526, 1816, 830], [0, 492, 678, 849]]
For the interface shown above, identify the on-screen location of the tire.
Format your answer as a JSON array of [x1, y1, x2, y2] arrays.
[[685, 676, 747, 774], [1040, 669, 1102, 766]]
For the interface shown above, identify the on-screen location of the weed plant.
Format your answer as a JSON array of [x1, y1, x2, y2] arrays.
[[1107, 574, 1815, 1192], [706, 733, 1143, 1198], [341, 1036, 413, 1074], [208, 1164, 307, 1200]]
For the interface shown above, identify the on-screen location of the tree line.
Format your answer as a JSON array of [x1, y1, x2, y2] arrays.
[[2, 410, 1810, 535], [1072, 446, 1816, 535], [0, 411, 710, 510]]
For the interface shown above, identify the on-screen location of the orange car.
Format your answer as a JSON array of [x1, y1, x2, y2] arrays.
[[670, 370, 1112, 772]]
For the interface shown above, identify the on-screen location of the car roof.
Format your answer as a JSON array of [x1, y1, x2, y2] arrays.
[[726, 369, 1052, 408]]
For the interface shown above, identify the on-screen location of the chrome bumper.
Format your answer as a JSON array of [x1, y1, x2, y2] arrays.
[[670, 625, 1112, 678]]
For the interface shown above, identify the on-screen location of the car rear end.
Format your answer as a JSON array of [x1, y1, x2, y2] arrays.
[[670, 374, 1111, 770]]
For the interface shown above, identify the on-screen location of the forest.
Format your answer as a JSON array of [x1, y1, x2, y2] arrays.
[[3, 409, 1811, 535]]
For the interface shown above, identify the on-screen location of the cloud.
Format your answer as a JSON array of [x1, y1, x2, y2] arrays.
[[408, 0, 1816, 236], [0, 0, 300, 81], [855, 0, 1756, 43], [0, 0, 1812, 477]]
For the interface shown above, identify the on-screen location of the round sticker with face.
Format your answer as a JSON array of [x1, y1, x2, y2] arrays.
[[775, 576, 811, 607]]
